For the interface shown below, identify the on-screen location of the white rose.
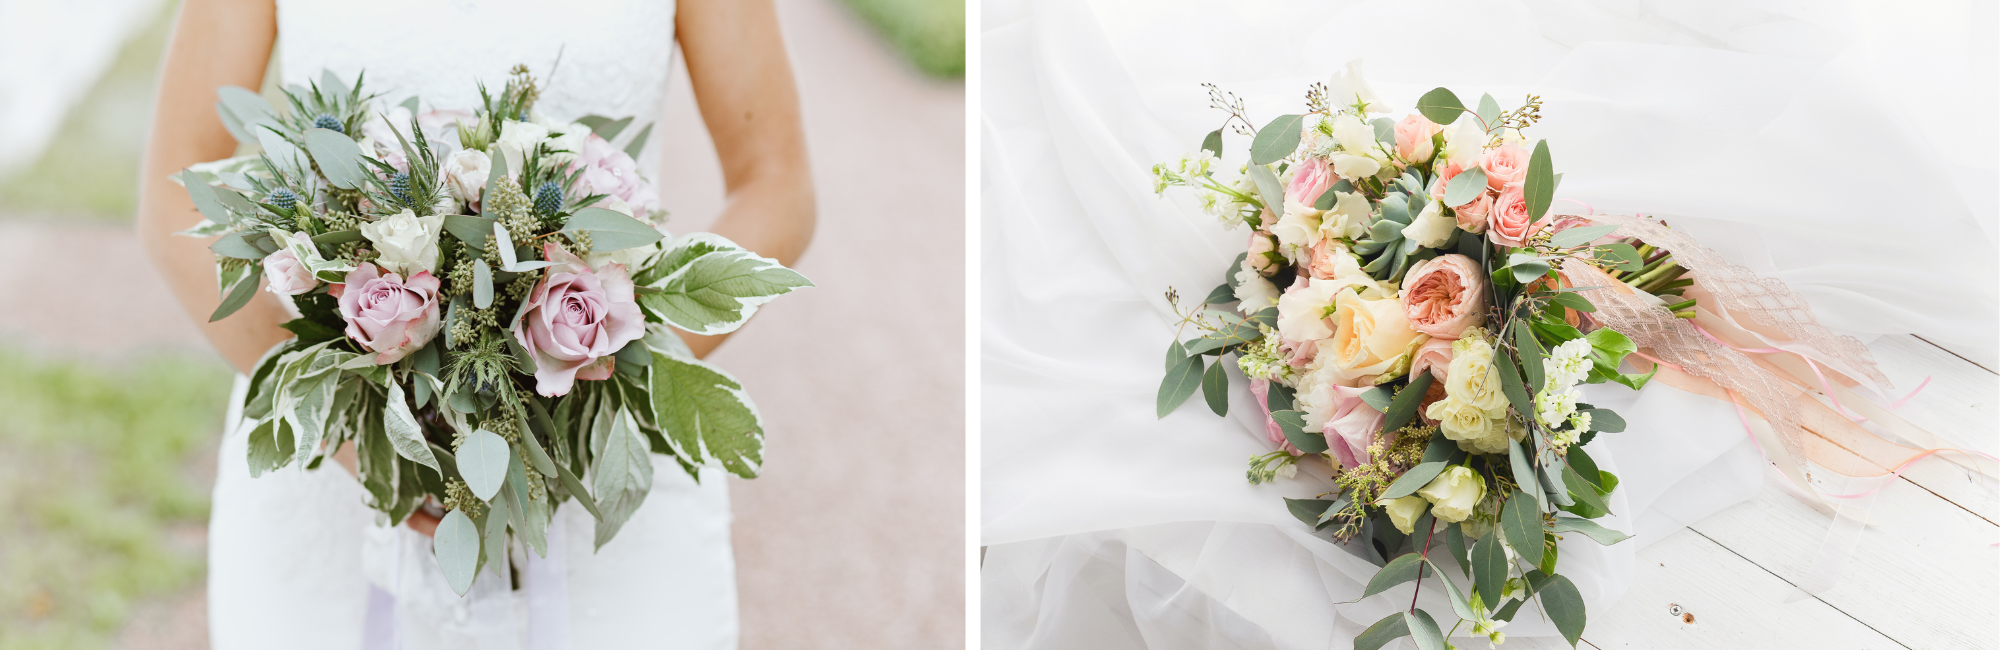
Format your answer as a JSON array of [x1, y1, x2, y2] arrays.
[[359, 209, 446, 277], [1445, 338, 1509, 415], [1428, 398, 1500, 452], [1326, 59, 1390, 114], [1276, 277, 1341, 343], [533, 114, 590, 165], [1400, 198, 1456, 248], [442, 149, 491, 205], [1232, 263, 1280, 315], [1270, 200, 1324, 254], [1315, 288, 1419, 385], [1417, 465, 1487, 523], [1379, 495, 1430, 534], [492, 119, 550, 172]]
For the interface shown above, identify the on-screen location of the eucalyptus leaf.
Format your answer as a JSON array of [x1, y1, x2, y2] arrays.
[[1549, 224, 1618, 249], [1444, 524, 1471, 578], [1415, 87, 1467, 125], [443, 215, 499, 250], [1406, 610, 1447, 650], [1363, 553, 1425, 598], [1549, 292, 1596, 313], [1553, 515, 1633, 545], [1285, 498, 1336, 529], [1423, 557, 1477, 621], [1494, 352, 1534, 420], [1157, 344, 1203, 419], [303, 127, 370, 190], [621, 123, 654, 159], [1525, 140, 1555, 221], [1249, 114, 1304, 165], [1203, 283, 1235, 305], [1563, 464, 1610, 515], [1510, 435, 1544, 509], [209, 232, 267, 260], [1595, 243, 1645, 273], [1200, 128, 1223, 157], [1541, 574, 1588, 647], [1442, 166, 1487, 207], [1514, 322, 1545, 391], [1476, 94, 1502, 130], [1358, 386, 1393, 412], [1272, 410, 1327, 454], [1246, 163, 1285, 212], [433, 509, 480, 596], [179, 171, 234, 225], [1201, 358, 1230, 416], [1381, 461, 1447, 500], [457, 429, 511, 502], [473, 259, 495, 308], [1470, 528, 1508, 611], [1355, 612, 1411, 650], [1381, 370, 1435, 433], [491, 222, 555, 272], [256, 128, 307, 177], [1501, 489, 1543, 560], [1582, 408, 1625, 433], [210, 265, 263, 322], [562, 207, 665, 252]]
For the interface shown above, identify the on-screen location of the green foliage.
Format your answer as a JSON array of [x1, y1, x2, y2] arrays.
[[839, 0, 966, 77], [0, 348, 231, 648]]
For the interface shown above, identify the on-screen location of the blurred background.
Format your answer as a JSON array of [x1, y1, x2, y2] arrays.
[[0, 0, 964, 648]]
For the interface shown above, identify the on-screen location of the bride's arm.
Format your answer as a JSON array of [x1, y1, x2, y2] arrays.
[[675, 0, 817, 359], [136, 0, 288, 376]]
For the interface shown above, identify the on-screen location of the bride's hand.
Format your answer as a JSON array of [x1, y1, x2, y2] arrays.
[[331, 441, 441, 537]]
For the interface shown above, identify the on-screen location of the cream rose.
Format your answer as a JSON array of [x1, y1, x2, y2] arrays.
[[1418, 465, 1487, 523], [492, 119, 550, 171], [1314, 288, 1419, 386], [1380, 495, 1430, 534], [1428, 398, 1500, 451], [1444, 338, 1509, 414], [442, 149, 490, 206], [359, 209, 446, 277]]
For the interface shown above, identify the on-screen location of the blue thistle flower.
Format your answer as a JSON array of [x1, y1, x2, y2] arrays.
[[533, 181, 564, 214], [313, 113, 343, 133], [267, 187, 299, 211], [389, 172, 411, 203]]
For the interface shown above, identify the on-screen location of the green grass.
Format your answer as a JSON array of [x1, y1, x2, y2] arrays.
[[841, 0, 965, 78], [0, 348, 232, 650]]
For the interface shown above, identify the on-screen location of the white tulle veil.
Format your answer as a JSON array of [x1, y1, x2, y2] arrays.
[[979, 0, 1996, 646]]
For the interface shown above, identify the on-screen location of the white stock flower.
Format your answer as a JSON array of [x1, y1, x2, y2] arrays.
[[1444, 118, 1487, 170], [359, 209, 446, 277], [1534, 389, 1579, 430], [1321, 191, 1373, 241], [442, 149, 491, 205], [1400, 198, 1455, 248], [1271, 200, 1325, 254], [1276, 277, 1341, 343], [1233, 263, 1280, 315], [1417, 465, 1486, 522], [1543, 338, 1593, 391], [1326, 59, 1390, 114]]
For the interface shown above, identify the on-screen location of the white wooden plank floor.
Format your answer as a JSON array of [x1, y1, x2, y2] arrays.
[[1511, 334, 1999, 650]]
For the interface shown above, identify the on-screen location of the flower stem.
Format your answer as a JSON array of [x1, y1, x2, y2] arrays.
[[1410, 517, 1440, 614]]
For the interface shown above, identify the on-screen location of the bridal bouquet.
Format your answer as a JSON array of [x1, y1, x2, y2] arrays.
[[1148, 68, 1677, 649], [175, 68, 810, 595]]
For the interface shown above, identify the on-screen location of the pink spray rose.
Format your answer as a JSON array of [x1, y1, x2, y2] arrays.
[[1453, 192, 1493, 234], [1410, 337, 1454, 386], [1400, 254, 1487, 339], [1247, 231, 1280, 276], [1285, 157, 1335, 205], [514, 244, 646, 397], [1250, 379, 1298, 454], [1480, 143, 1529, 191], [1305, 238, 1348, 281], [578, 135, 660, 215], [263, 239, 318, 296], [332, 263, 441, 364], [1394, 114, 1442, 163], [1487, 182, 1546, 247], [1319, 384, 1385, 469]]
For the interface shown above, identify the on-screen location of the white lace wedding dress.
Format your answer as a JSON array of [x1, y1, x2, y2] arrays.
[[980, 0, 1995, 647], [206, 2, 740, 648]]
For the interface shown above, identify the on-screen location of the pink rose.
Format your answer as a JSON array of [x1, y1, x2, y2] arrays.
[[1285, 157, 1334, 205], [1318, 384, 1385, 469], [1410, 337, 1454, 385], [515, 244, 646, 397], [332, 263, 441, 364], [1247, 231, 1280, 276], [1394, 114, 1442, 162], [1399, 254, 1487, 339], [263, 241, 318, 296], [1487, 182, 1546, 247], [578, 135, 660, 215], [1250, 379, 1298, 454], [1480, 143, 1529, 191], [1454, 192, 1492, 234]]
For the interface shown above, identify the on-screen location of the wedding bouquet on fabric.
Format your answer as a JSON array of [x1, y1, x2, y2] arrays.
[[174, 68, 810, 596], [1148, 62, 1983, 649]]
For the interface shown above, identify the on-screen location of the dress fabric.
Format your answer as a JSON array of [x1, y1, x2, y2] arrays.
[[207, 2, 741, 648], [979, 0, 1995, 647]]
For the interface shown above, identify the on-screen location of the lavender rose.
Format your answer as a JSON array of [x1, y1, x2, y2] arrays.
[[514, 244, 646, 397], [578, 135, 660, 215], [332, 263, 442, 364]]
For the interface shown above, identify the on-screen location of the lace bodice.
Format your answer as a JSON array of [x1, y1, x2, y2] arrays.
[[276, 0, 677, 130]]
